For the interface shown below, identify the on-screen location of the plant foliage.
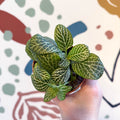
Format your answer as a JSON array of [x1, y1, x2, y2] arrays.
[[25, 24, 104, 102]]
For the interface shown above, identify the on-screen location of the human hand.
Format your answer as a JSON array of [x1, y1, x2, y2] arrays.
[[53, 79, 102, 120]]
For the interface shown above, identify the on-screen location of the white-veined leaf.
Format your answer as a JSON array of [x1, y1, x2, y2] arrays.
[[31, 64, 51, 91], [52, 67, 70, 84], [34, 63, 51, 82], [72, 53, 104, 80], [67, 44, 89, 62], [57, 85, 72, 101], [31, 74, 50, 92], [25, 39, 36, 60], [37, 53, 61, 74], [58, 52, 66, 59], [59, 58, 70, 68], [29, 34, 61, 54], [44, 87, 58, 102], [54, 24, 73, 52]]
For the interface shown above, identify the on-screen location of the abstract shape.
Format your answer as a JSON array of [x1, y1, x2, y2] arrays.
[[25, 8, 35, 17], [3, 30, 13, 41], [18, 103, 24, 119], [0, 0, 5, 5], [103, 49, 120, 108], [104, 49, 120, 82], [57, 15, 62, 19], [39, 20, 50, 32], [0, 107, 5, 113], [15, 79, 20, 83], [67, 21, 87, 38], [105, 30, 113, 39], [96, 25, 101, 29], [4, 48, 13, 57], [0, 10, 31, 44], [12, 91, 61, 120], [40, 0, 54, 15], [95, 44, 102, 51], [103, 96, 120, 107], [2, 83, 15, 96], [25, 27, 31, 34], [15, 0, 25, 7], [24, 60, 33, 75], [105, 115, 110, 119], [15, 56, 19, 61], [97, 0, 120, 17], [8, 65, 19, 76]]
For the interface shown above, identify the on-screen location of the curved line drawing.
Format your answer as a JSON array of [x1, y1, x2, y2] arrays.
[[12, 91, 60, 120], [103, 49, 120, 107], [103, 96, 120, 108], [104, 49, 120, 82], [98, 0, 120, 17]]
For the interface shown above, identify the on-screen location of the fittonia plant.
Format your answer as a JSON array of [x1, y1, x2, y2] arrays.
[[25, 24, 104, 102]]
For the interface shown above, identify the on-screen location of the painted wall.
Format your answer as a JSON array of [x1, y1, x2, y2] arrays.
[[0, 0, 120, 120]]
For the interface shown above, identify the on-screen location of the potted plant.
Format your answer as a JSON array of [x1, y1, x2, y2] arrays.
[[25, 24, 104, 102]]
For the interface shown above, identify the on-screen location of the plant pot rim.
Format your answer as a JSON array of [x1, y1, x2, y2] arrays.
[[68, 79, 85, 95], [32, 60, 36, 72]]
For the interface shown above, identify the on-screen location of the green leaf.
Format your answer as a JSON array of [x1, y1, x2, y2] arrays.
[[58, 52, 66, 60], [34, 63, 51, 82], [36, 53, 61, 74], [72, 53, 104, 80], [44, 87, 58, 102], [44, 36, 58, 46], [57, 85, 72, 101], [54, 24, 73, 52], [29, 34, 61, 54], [59, 58, 70, 68], [31, 64, 51, 92], [52, 67, 70, 84], [25, 39, 36, 60], [31, 74, 50, 92], [67, 44, 90, 62]]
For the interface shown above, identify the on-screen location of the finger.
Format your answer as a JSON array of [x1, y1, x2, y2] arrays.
[[82, 79, 103, 98], [82, 79, 98, 87]]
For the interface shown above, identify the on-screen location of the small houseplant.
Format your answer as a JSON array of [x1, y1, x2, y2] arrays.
[[25, 24, 104, 102]]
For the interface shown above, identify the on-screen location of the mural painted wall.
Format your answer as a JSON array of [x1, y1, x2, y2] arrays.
[[0, 0, 120, 120]]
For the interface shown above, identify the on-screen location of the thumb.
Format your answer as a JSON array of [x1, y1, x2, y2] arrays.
[[83, 79, 98, 87]]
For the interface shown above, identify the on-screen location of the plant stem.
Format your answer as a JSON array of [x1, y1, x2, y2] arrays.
[[65, 49, 67, 57]]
